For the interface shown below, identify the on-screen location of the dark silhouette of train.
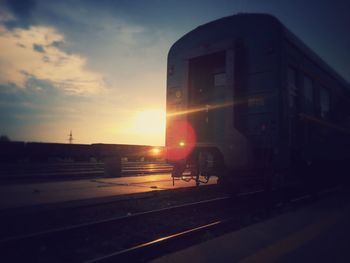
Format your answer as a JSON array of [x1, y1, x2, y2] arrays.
[[0, 141, 164, 178], [166, 13, 350, 191]]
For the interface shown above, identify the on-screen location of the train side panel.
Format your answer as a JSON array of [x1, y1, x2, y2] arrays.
[[282, 35, 350, 186]]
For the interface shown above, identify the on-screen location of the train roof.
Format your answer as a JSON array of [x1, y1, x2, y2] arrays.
[[170, 13, 349, 90]]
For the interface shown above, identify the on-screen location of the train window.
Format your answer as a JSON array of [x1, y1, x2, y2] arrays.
[[287, 67, 297, 88], [188, 51, 225, 107], [319, 86, 330, 119], [303, 75, 314, 113], [287, 67, 297, 107], [214, 73, 226, 87]]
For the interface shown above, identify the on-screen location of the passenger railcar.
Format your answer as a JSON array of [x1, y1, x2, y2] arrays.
[[166, 13, 350, 190]]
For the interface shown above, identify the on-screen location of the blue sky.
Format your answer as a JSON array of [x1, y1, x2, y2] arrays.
[[0, 0, 349, 145]]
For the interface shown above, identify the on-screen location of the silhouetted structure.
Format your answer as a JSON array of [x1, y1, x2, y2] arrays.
[[0, 135, 10, 142], [68, 130, 73, 144]]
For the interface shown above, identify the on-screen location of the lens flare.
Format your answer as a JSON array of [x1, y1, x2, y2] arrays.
[[179, 141, 185, 147], [166, 120, 196, 161]]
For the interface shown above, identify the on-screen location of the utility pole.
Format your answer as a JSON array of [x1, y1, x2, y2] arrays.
[[68, 130, 74, 144]]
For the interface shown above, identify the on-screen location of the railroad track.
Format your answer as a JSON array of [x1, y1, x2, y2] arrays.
[[0, 186, 340, 262], [0, 161, 173, 182], [86, 187, 342, 263], [0, 196, 231, 243], [86, 220, 227, 263], [0, 195, 236, 262]]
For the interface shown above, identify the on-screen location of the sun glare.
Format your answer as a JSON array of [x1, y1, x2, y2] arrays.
[[132, 109, 166, 136], [151, 147, 161, 155]]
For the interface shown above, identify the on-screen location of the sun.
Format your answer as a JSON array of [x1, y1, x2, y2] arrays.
[[132, 109, 166, 136]]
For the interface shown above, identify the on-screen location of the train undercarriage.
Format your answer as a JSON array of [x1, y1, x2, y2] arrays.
[[170, 147, 224, 186]]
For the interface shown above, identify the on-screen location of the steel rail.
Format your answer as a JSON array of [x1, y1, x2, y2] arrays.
[[84, 186, 341, 263], [0, 196, 231, 244], [85, 220, 227, 263]]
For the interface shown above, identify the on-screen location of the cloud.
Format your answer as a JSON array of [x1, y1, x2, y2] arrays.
[[0, 1, 170, 145], [0, 24, 106, 94], [1, 1, 176, 94], [33, 43, 45, 53]]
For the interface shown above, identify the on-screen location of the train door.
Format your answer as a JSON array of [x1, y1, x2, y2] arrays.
[[188, 51, 226, 143], [299, 74, 315, 147], [287, 66, 301, 148]]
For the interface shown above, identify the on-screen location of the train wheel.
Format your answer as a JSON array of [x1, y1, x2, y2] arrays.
[[171, 162, 186, 186], [189, 162, 200, 187]]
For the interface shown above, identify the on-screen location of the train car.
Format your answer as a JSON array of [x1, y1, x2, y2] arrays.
[[166, 13, 350, 190]]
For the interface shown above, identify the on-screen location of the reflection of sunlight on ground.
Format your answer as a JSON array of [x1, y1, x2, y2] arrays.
[[0, 174, 218, 209], [142, 175, 159, 183]]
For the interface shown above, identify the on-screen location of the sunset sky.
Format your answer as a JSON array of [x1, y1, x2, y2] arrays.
[[0, 0, 349, 146]]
